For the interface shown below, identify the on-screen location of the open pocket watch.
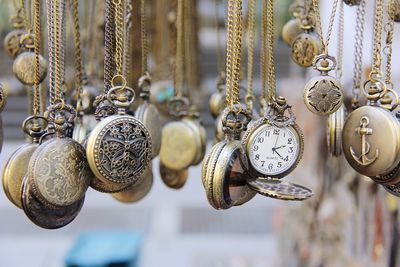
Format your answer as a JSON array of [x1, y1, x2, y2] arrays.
[[134, 74, 162, 159], [202, 105, 256, 210], [342, 76, 400, 178], [2, 116, 46, 209], [87, 76, 152, 187], [242, 97, 304, 179]]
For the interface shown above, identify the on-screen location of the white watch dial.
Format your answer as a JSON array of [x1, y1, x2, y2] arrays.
[[249, 125, 300, 176]]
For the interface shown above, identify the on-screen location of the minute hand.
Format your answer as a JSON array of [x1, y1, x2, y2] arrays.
[[272, 147, 284, 160]]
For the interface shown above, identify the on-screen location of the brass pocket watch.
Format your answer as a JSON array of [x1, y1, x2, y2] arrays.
[[28, 103, 92, 207], [13, 33, 47, 86], [303, 55, 343, 116], [209, 75, 226, 119], [21, 175, 84, 229], [134, 75, 162, 159], [342, 79, 400, 177], [160, 162, 188, 189], [326, 105, 346, 157], [281, 1, 305, 46], [87, 77, 152, 185], [242, 97, 304, 179], [4, 11, 26, 59], [72, 116, 88, 144], [291, 18, 322, 68], [112, 163, 153, 203], [2, 116, 46, 209], [202, 105, 256, 210]]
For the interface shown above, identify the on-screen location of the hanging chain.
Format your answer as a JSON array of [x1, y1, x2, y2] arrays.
[[114, 0, 124, 77], [174, 0, 185, 97], [352, 0, 366, 108], [104, 0, 116, 92], [260, 0, 268, 106], [70, 0, 82, 107], [20, 0, 31, 31], [184, 0, 195, 99], [231, 0, 243, 107], [214, 0, 224, 77], [372, 0, 384, 74], [266, 0, 276, 104], [123, 0, 132, 79], [32, 0, 41, 116], [383, 2, 395, 87], [245, 0, 256, 108], [312, 0, 339, 55], [46, 0, 54, 104], [336, 0, 344, 79], [140, 0, 148, 75]]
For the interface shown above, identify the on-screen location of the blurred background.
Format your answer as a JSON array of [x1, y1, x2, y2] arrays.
[[0, 0, 400, 267]]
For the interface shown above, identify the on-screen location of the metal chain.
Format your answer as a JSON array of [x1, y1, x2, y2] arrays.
[[184, 0, 194, 99], [32, 0, 41, 116], [352, 0, 366, 107], [46, 0, 54, 104], [174, 0, 185, 97], [104, 0, 116, 92], [383, 2, 395, 86], [245, 0, 256, 108], [267, 0, 276, 103], [70, 0, 82, 106], [372, 0, 384, 73], [60, 0, 66, 90], [20, 0, 31, 31], [260, 0, 268, 105], [140, 0, 148, 75], [312, 0, 339, 55], [114, 0, 124, 77], [336, 0, 344, 79], [214, 0, 224, 77], [225, 0, 235, 106], [231, 0, 243, 106], [123, 0, 132, 79]]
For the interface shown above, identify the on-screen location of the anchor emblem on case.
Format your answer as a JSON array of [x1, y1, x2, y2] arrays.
[[350, 116, 379, 166]]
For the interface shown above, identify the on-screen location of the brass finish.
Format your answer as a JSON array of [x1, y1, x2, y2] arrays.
[[247, 177, 313, 201], [4, 29, 26, 58], [160, 162, 188, 189], [72, 119, 89, 144], [28, 137, 92, 207], [303, 56, 343, 116], [0, 84, 7, 112], [371, 161, 400, 185], [342, 106, 400, 177], [21, 176, 84, 229], [112, 163, 153, 203], [214, 114, 224, 144], [282, 19, 303, 46], [384, 183, 400, 197], [291, 32, 322, 68], [343, 0, 361, 6], [90, 177, 132, 193], [2, 143, 38, 209], [209, 91, 226, 119], [389, 0, 400, 22], [71, 85, 97, 115], [13, 51, 47, 86], [326, 105, 345, 157], [135, 102, 162, 159]]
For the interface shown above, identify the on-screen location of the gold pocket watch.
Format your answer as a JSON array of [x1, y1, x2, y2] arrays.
[[2, 116, 46, 209], [343, 0, 361, 6], [112, 163, 153, 203], [4, 11, 26, 59], [28, 103, 92, 207], [281, 1, 305, 46], [202, 105, 256, 209], [13, 33, 47, 86], [326, 105, 346, 157], [21, 175, 84, 229], [242, 97, 304, 179], [303, 55, 343, 116], [291, 17, 322, 68], [87, 77, 152, 185], [135, 74, 162, 159], [342, 79, 400, 177], [209, 74, 226, 119], [160, 162, 188, 189]]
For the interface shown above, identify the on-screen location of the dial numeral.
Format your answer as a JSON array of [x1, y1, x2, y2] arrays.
[[277, 162, 282, 168], [289, 147, 293, 153], [257, 137, 264, 143], [261, 161, 265, 167], [255, 154, 260, 160], [273, 129, 280, 135], [288, 138, 293, 144], [284, 156, 289, 162]]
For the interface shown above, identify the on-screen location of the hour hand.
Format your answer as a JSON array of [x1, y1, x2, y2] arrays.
[[274, 145, 286, 150]]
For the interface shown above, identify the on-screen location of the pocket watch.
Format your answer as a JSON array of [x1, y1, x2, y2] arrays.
[[90, 176, 132, 193], [135, 74, 162, 159], [291, 17, 322, 68], [342, 80, 400, 177], [112, 163, 153, 203], [281, 2, 305, 46], [13, 33, 47, 86], [303, 55, 343, 116], [71, 84, 97, 115], [247, 177, 313, 201], [2, 116, 46, 209], [343, 0, 361, 6], [21, 175, 84, 229], [202, 105, 256, 209], [209, 74, 226, 119], [214, 114, 224, 144], [28, 102, 92, 207], [160, 162, 188, 189], [3, 12, 26, 59], [87, 77, 152, 185], [72, 115, 89, 144], [149, 80, 174, 115], [326, 105, 346, 157], [242, 97, 304, 179]]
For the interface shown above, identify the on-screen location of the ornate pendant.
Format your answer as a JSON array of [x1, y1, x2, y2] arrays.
[[291, 29, 322, 67], [303, 55, 343, 116], [3, 12, 26, 58]]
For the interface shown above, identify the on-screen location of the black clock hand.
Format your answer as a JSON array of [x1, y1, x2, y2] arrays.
[[272, 147, 284, 160], [274, 145, 286, 150], [272, 132, 280, 154]]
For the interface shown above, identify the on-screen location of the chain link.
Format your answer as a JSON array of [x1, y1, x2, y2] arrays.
[[114, 0, 124, 76], [140, 0, 148, 75], [260, 0, 267, 105], [70, 0, 82, 107], [174, 0, 185, 97], [184, 0, 195, 99], [312, 0, 339, 55], [372, 0, 384, 73], [214, 0, 225, 77], [266, 0, 276, 104], [104, 0, 116, 92], [19, 0, 31, 32], [245, 0, 256, 108], [32, 0, 41, 116], [335, 0, 344, 79], [383, 2, 395, 86], [352, 0, 366, 107], [231, 0, 243, 106], [123, 0, 132, 79]]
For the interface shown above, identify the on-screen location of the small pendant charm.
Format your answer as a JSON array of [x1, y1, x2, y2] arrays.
[[303, 55, 343, 116]]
